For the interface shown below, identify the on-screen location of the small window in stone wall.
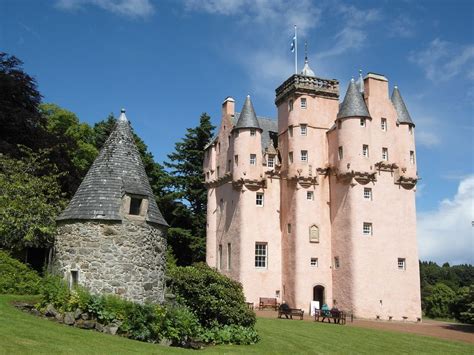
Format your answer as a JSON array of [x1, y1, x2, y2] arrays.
[[70, 270, 79, 288], [129, 198, 142, 215]]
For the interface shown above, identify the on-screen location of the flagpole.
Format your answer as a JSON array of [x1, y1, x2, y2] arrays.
[[294, 25, 298, 74]]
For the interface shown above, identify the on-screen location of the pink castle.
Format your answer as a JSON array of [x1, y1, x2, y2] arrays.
[[204, 60, 422, 321]]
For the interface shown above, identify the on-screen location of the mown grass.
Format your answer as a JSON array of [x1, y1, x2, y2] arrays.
[[1, 295, 472, 354]]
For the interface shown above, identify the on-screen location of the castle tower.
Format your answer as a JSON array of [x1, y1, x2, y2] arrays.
[[275, 59, 339, 309], [328, 73, 421, 319], [53, 109, 168, 304]]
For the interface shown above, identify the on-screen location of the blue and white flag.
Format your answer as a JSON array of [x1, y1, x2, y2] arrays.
[[290, 36, 296, 52]]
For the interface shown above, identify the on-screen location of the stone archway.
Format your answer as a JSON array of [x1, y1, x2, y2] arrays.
[[313, 285, 325, 306]]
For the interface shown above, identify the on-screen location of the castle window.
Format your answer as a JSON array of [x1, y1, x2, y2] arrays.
[[255, 243, 267, 268], [410, 151, 415, 164], [311, 258, 319, 267], [289, 126, 293, 137], [307, 191, 314, 200], [363, 222, 373, 235], [409, 126, 413, 134], [250, 154, 256, 165], [382, 147, 389, 161], [227, 243, 232, 270], [287, 223, 291, 234], [218, 244, 223, 270], [289, 152, 293, 163], [362, 145, 369, 158], [129, 198, 142, 215], [301, 98, 307, 109], [217, 166, 220, 177], [289, 99, 294, 111], [301, 150, 308, 162], [267, 155, 275, 168], [300, 124, 307, 135], [360, 118, 366, 127], [334, 257, 340, 269], [381, 118, 387, 131], [256, 192, 264, 206], [338, 146, 343, 160], [250, 128, 256, 136], [398, 258, 406, 270], [70, 270, 79, 288], [234, 155, 238, 165], [364, 188, 372, 200]]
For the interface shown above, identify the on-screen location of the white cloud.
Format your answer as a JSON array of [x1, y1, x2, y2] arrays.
[[417, 175, 474, 265], [416, 131, 440, 147], [409, 38, 474, 82], [55, 0, 154, 18], [388, 15, 415, 38]]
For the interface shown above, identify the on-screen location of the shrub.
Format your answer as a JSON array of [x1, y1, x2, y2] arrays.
[[38, 274, 70, 310], [425, 283, 456, 318], [168, 263, 256, 327], [0, 250, 41, 294], [162, 305, 202, 346], [200, 324, 260, 345]]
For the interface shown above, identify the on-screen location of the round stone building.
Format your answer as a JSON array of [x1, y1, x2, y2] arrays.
[[53, 109, 168, 303]]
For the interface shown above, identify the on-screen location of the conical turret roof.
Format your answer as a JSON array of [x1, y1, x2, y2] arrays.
[[234, 95, 261, 130], [337, 79, 371, 119], [300, 57, 315, 77], [57, 109, 167, 226], [391, 86, 414, 126]]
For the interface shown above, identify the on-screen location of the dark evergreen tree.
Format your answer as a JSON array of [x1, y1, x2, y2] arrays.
[[165, 113, 215, 265]]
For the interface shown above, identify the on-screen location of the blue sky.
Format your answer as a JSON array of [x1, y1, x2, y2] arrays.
[[1, 0, 473, 264]]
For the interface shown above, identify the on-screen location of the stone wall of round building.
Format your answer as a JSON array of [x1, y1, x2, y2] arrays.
[[53, 220, 166, 304]]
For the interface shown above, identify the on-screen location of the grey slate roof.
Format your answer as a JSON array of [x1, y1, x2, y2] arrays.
[[337, 79, 371, 119], [391, 86, 415, 126], [233, 113, 277, 152], [234, 96, 261, 130], [57, 110, 168, 226]]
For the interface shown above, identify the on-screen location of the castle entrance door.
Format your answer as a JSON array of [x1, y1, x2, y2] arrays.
[[313, 285, 325, 307]]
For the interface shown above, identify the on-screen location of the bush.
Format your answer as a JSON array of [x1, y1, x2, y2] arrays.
[[168, 263, 256, 327], [162, 305, 202, 346], [425, 283, 456, 318], [38, 274, 70, 311], [0, 250, 41, 295], [200, 324, 260, 345]]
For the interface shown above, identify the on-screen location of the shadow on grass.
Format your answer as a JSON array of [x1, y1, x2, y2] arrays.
[[441, 324, 474, 334]]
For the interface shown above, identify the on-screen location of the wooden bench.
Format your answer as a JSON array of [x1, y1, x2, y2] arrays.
[[259, 297, 279, 310], [314, 309, 346, 325], [278, 306, 304, 320]]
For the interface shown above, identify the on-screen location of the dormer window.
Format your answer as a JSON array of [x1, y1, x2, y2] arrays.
[[129, 197, 142, 215], [250, 129, 256, 136], [360, 118, 366, 127]]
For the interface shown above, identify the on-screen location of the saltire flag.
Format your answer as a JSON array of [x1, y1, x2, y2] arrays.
[[290, 36, 296, 52]]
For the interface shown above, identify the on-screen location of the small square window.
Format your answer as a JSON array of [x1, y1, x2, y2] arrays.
[[301, 150, 308, 162], [70, 270, 79, 288], [255, 243, 267, 268], [301, 98, 307, 109], [398, 258, 406, 270], [300, 124, 307, 135], [289, 99, 294, 111], [338, 146, 343, 160], [410, 151, 415, 164], [307, 191, 314, 200], [250, 129, 256, 136], [382, 148, 389, 161], [289, 152, 293, 163], [334, 257, 340, 269], [267, 155, 275, 168], [250, 154, 256, 165], [287, 223, 292, 234], [129, 198, 142, 215], [256, 192, 264, 206], [381, 118, 387, 131], [360, 118, 366, 127], [364, 188, 372, 200], [363, 145, 369, 158], [289, 126, 293, 137], [311, 258, 318, 267], [363, 222, 372, 235]]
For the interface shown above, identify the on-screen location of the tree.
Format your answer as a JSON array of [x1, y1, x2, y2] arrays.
[[0, 148, 67, 251], [452, 285, 474, 324], [165, 113, 215, 265], [0, 52, 47, 156], [424, 283, 456, 318]]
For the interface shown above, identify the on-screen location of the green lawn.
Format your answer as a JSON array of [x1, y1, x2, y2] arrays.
[[1, 295, 472, 354]]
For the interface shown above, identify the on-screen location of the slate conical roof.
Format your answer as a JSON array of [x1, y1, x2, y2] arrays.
[[57, 109, 167, 226], [391, 86, 414, 126], [233, 95, 261, 130], [337, 79, 371, 119]]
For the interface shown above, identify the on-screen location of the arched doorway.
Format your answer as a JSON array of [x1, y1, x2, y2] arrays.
[[313, 285, 325, 306]]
